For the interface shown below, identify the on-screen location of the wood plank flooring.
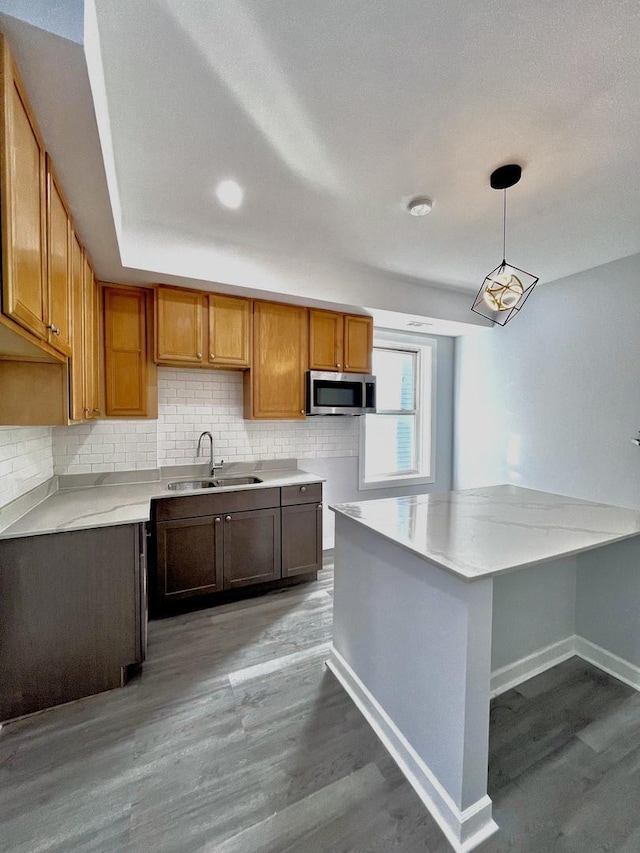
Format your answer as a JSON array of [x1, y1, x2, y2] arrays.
[[2, 556, 640, 852]]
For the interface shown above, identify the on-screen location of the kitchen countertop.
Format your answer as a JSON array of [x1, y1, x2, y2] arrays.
[[330, 484, 640, 580], [0, 462, 324, 540]]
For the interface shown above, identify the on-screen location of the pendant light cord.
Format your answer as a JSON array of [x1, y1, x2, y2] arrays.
[[502, 189, 507, 263]]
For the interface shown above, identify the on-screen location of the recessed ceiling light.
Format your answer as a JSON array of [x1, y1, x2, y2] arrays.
[[216, 179, 244, 209], [406, 196, 433, 216]]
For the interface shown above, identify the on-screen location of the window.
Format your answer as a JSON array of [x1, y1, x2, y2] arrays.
[[359, 336, 435, 489]]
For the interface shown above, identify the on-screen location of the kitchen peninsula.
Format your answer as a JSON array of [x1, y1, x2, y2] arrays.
[[328, 485, 640, 853]]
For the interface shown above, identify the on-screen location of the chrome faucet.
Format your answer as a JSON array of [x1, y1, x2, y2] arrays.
[[197, 431, 224, 476]]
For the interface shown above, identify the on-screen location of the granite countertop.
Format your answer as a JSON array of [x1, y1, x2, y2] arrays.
[[330, 485, 640, 581], [0, 461, 324, 541]]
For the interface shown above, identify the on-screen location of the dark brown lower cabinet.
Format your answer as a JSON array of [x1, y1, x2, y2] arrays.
[[282, 502, 322, 577], [150, 483, 323, 612], [156, 515, 223, 599], [223, 507, 281, 589], [0, 523, 146, 722]]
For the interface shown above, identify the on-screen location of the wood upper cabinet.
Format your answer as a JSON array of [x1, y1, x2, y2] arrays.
[[45, 158, 72, 356], [155, 286, 250, 369], [208, 293, 250, 367], [309, 310, 344, 371], [0, 35, 47, 341], [309, 310, 373, 374], [103, 284, 157, 418], [244, 301, 308, 419], [83, 255, 100, 419], [155, 285, 205, 365], [68, 229, 85, 421], [344, 314, 373, 373]]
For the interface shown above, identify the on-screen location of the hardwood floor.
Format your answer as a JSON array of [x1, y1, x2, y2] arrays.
[[2, 555, 640, 852]]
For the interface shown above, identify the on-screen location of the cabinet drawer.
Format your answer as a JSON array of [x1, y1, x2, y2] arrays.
[[281, 482, 322, 506], [153, 487, 280, 521]]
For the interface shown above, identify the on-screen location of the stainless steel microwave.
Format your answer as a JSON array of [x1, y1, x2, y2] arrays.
[[305, 371, 376, 416]]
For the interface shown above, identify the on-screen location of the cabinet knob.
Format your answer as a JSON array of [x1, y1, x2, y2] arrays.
[[93, 408, 100, 415], [53, 326, 60, 335], [317, 504, 322, 510], [196, 352, 202, 360], [215, 517, 221, 523], [210, 353, 215, 359], [225, 515, 232, 521], [345, 364, 349, 369], [300, 409, 304, 414], [300, 486, 307, 492], [336, 363, 341, 368]]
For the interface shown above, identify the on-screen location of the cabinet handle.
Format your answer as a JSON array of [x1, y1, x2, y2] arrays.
[[300, 486, 307, 492], [225, 515, 232, 521], [215, 517, 221, 523], [210, 353, 215, 359]]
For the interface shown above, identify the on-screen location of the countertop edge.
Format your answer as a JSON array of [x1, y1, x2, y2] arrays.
[[330, 500, 640, 582], [0, 470, 325, 541]]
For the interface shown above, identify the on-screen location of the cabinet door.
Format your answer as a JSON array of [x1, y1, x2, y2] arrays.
[[83, 255, 100, 419], [223, 508, 281, 589], [309, 309, 344, 371], [247, 301, 308, 419], [155, 285, 205, 365], [156, 516, 223, 600], [104, 285, 149, 417], [46, 159, 72, 356], [69, 229, 86, 421], [282, 502, 322, 577], [0, 42, 47, 340], [344, 315, 373, 373], [208, 294, 250, 367]]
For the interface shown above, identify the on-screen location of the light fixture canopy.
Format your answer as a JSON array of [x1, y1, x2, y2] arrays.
[[471, 163, 538, 325]]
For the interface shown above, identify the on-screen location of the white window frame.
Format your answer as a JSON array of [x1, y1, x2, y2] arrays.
[[358, 332, 436, 491]]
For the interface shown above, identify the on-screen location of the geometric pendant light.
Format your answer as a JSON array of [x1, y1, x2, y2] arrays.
[[471, 164, 539, 326]]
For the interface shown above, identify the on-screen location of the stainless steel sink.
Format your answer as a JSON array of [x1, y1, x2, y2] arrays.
[[167, 480, 217, 491], [212, 476, 263, 486], [167, 475, 263, 491]]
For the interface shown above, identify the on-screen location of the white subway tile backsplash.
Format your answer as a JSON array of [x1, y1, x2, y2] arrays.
[[51, 367, 359, 475], [0, 426, 54, 508]]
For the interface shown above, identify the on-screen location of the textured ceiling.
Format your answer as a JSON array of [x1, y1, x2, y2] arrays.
[[91, 0, 640, 292]]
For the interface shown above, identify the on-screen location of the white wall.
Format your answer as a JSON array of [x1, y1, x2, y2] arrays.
[[0, 426, 53, 508], [455, 252, 640, 510]]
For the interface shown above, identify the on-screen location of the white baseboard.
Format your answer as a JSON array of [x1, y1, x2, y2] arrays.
[[326, 646, 499, 853], [328, 640, 640, 851], [490, 636, 578, 697], [574, 636, 640, 691], [490, 635, 640, 697]]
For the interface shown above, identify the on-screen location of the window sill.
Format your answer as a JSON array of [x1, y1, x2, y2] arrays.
[[358, 472, 435, 491]]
